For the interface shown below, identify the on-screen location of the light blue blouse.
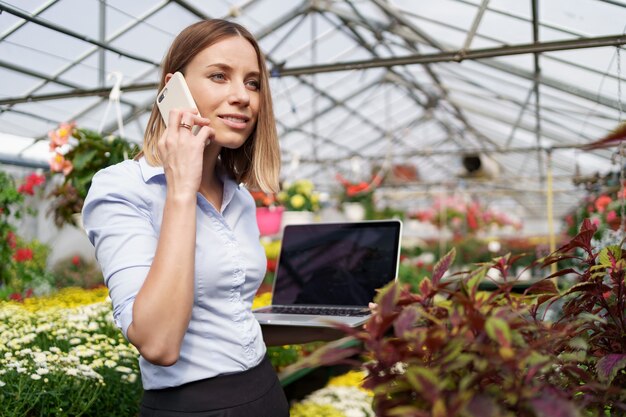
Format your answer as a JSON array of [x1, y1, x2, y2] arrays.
[[82, 157, 267, 390]]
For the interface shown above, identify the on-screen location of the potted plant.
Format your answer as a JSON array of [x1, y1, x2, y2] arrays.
[[336, 173, 383, 221], [277, 179, 321, 228], [250, 189, 284, 236], [47, 122, 139, 227], [295, 219, 625, 416]]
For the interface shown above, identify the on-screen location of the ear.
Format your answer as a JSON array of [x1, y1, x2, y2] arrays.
[[164, 73, 174, 84]]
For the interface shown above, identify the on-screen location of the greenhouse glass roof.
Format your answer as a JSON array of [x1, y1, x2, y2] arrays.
[[0, 0, 625, 235]]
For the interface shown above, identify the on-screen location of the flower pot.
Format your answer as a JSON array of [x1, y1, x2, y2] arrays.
[[256, 206, 284, 236], [281, 210, 314, 231], [343, 202, 366, 222]]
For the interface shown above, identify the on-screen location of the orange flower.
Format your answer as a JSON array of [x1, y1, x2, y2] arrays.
[[49, 153, 73, 176], [48, 122, 75, 151], [594, 195, 612, 213]]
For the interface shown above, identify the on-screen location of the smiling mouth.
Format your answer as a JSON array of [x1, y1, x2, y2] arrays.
[[219, 115, 250, 123]]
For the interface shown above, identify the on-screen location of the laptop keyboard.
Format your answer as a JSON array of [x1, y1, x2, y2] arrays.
[[266, 306, 370, 317]]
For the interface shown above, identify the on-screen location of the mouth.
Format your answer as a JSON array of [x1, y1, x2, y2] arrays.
[[218, 114, 250, 129]]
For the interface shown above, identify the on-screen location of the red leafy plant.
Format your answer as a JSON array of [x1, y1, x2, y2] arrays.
[[298, 219, 626, 416], [529, 218, 626, 411]]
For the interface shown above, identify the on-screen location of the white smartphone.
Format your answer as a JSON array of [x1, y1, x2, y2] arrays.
[[156, 71, 201, 134]]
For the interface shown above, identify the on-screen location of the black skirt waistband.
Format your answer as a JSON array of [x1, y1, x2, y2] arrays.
[[141, 356, 278, 412]]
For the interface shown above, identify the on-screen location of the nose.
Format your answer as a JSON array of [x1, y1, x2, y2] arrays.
[[228, 82, 250, 107]]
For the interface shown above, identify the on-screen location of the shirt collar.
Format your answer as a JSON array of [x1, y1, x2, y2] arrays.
[[138, 156, 241, 207], [138, 156, 164, 183]]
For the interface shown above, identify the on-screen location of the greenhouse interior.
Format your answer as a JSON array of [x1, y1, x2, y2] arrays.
[[1, 0, 625, 415]]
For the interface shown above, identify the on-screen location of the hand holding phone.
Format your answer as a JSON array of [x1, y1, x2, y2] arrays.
[[156, 72, 202, 135]]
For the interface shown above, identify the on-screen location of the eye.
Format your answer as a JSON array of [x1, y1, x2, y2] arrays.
[[246, 79, 260, 91], [209, 73, 226, 81]]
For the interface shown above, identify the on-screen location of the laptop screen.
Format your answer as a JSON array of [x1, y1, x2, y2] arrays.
[[272, 220, 402, 307]]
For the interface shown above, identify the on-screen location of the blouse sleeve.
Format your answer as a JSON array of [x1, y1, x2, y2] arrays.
[[82, 164, 158, 340]]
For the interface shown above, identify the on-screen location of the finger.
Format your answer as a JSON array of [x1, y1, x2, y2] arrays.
[[191, 116, 211, 127], [167, 108, 184, 131], [179, 112, 195, 133], [196, 126, 215, 147]]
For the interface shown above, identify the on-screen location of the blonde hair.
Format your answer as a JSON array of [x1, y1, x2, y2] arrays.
[[137, 20, 280, 193]]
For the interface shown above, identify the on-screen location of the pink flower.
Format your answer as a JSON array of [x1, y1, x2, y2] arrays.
[[48, 122, 75, 151], [49, 153, 73, 176], [607, 210, 618, 223]]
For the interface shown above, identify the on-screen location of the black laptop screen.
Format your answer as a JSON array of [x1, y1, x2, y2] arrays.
[[272, 221, 401, 307]]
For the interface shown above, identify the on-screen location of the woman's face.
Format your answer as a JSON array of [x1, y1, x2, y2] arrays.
[[182, 36, 261, 149]]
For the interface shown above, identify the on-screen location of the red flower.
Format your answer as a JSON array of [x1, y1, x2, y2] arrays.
[[13, 248, 33, 262], [17, 173, 46, 195], [336, 173, 383, 197], [71, 255, 81, 266], [6, 231, 16, 249], [24, 288, 33, 298], [466, 206, 479, 231], [8, 292, 23, 302], [267, 258, 277, 273]]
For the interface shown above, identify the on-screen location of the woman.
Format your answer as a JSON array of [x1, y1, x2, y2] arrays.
[[83, 19, 292, 416]]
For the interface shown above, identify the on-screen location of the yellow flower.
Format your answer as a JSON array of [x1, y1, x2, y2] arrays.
[[261, 240, 282, 260], [327, 370, 373, 395], [252, 292, 272, 309], [290, 195, 306, 209], [295, 180, 314, 196]]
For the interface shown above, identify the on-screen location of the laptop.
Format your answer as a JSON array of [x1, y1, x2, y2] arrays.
[[253, 219, 402, 328]]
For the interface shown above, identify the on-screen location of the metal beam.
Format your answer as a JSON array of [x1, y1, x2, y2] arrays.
[[0, 82, 158, 106], [0, 2, 160, 66], [0, 154, 49, 170], [273, 34, 626, 76], [531, 0, 544, 180], [0, 0, 59, 41], [0, 59, 77, 89], [461, 0, 490, 51]]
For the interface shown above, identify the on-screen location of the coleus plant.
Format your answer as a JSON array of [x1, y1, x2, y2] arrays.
[[299, 219, 625, 416], [530, 218, 626, 413]]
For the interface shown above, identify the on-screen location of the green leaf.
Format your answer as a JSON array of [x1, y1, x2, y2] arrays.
[[405, 366, 440, 398], [598, 245, 621, 265], [484, 316, 511, 347], [596, 353, 626, 385], [387, 405, 426, 417], [567, 337, 588, 351], [375, 281, 400, 317], [466, 266, 487, 294], [71, 148, 99, 171], [432, 248, 455, 286]]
